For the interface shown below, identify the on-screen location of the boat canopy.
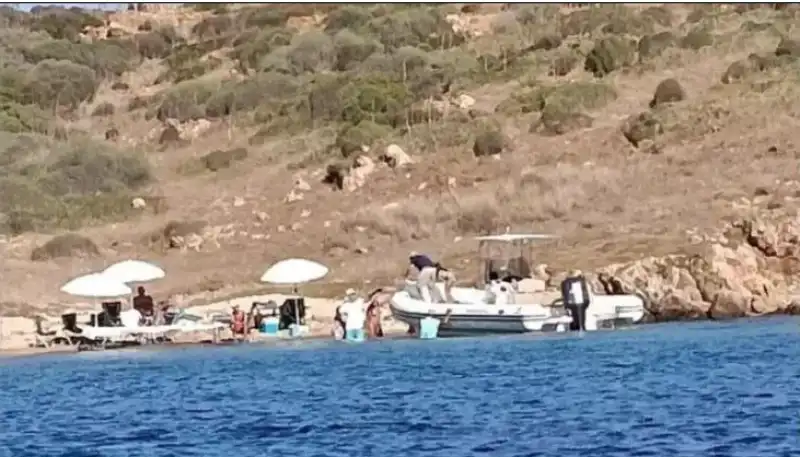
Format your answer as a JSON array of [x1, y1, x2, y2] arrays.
[[476, 233, 557, 283]]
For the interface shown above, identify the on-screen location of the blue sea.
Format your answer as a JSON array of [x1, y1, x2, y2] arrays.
[[1, 318, 798, 457]]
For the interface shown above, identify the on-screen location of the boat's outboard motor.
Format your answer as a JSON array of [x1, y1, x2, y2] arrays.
[[561, 275, 591, 331]]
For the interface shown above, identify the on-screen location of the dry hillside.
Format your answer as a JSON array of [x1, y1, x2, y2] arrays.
[[2, 3, 800, 315]]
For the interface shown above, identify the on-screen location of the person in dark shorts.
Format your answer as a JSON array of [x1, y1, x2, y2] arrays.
[[132, 286, 155, 325]]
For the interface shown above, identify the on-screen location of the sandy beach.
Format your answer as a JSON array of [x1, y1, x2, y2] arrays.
[[0, 292, 408, 359]]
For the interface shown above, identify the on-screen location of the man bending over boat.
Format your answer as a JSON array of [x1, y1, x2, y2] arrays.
[[406, 251, 443, 303]]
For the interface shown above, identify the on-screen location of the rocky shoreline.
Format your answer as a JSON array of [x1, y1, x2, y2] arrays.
[[588, 214, 800, 321]]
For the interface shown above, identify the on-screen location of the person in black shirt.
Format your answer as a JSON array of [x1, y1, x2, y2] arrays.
[[406, 251, 443, 303]]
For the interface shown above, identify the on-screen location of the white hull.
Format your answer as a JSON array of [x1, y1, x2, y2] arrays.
[[390, 283, 645, 337]]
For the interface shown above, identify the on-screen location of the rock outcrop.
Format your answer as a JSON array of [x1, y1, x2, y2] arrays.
[[590, 214, 800, 321]]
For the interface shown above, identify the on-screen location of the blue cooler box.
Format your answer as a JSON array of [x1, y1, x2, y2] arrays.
[[260, 317, 279, 336]]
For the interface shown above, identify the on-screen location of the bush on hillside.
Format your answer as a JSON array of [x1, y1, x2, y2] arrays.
[[134, 31, 172, 59], [236, 6, 289, 28], [559, 5, 628, 37], [0, 102, 54, 134], [496, 82, 616, 116], [680, 28, 714, 50], [531, 106, 594, 136], [28, 7, 104, 42], [621, 111, 663, 147], [650, 78, 686, 108], [637, 32, 677, 61], [324, 6, 373, 34], [229, 27, 293, 71], [340, 77, 412, 127], [639, 6, 674, 27], [201, 147, 248, 171], [334, 120, 391, 158], [0, 134, 152, 234], [22, 59, 98, 110], [332, 29, 380, 71], [366, 7, 467, 51], [473, 128, 505, 157], [155, 57, 222, 84], [23, 39, 137, 78], [584, 36, 636, 77], [191, 14, 235, 41], [204, 71, 300, 119], [30, 233, 99, 261], [149, 80, 215, 122], [286, 30, 335, 74]]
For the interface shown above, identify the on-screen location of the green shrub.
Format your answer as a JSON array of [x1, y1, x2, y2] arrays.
[[229, 27, 294, 71], [286, 30, 335, 74], [366, 7, 466, 50], [149, 80, 216, 122], [680, 27, 714, 50], [191, 14, 236, 41], [23, 39, 137, 78], [201, 147, 249, 171], [497, 82, 616, 116], [134, 31, 172, 59], [584, 36, 637, 77], [156, 57, 222, 84], [340, 76, 412, 126], [0, 102, 54, 133], [334, 120, 391, 157], [237, 6, 289, 28], [0, 134, 152, 234], [29, 7, 104, 42], [473, 129, 505, 157], [332, 29, 380, 71], [532, 105, 593, 136], [637, 31, 677, 61], [204, 72, 300, 118], [23, 59, 98, 110], [324, 6, 373, 34], [29, 233, 100, 260], [305, 73, 350, 123]]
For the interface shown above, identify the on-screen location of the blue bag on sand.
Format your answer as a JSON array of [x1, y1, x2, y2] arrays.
[[346, 328, 365, 342], [419, 317, 441, 339]]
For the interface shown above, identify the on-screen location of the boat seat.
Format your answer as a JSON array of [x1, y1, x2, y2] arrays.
[[517, 278, 546, 293], [514, 291, 562, 306]]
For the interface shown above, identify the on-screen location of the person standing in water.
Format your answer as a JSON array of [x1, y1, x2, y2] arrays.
[[230, 305, 247, 341], [338, 288, 366, 341]]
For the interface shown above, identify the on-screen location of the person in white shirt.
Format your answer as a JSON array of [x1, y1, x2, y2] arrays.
[[337, 288, 366, 341]]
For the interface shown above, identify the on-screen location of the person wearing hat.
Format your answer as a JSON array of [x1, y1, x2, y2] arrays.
[[338, 288, 366, 342], [406, 251, 444, 303]]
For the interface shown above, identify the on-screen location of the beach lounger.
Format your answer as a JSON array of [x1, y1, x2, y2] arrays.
[[33, 316, 73, 349]]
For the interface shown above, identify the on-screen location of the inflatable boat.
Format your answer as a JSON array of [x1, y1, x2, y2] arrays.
[[389, 281, 645, 337]]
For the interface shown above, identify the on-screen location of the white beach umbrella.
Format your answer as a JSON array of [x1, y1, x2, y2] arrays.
[[260, 258, 328, 338], [260, 258, 329, 285], [103, 259, 166, 284], [60, 273, 132, 298]]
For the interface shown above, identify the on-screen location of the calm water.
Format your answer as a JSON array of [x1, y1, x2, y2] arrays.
[[1, 318, 798, 457]]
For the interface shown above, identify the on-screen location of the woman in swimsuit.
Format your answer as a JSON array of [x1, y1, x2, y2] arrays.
[[364, 288, 387, 338], [231, 305, 247, 341]]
